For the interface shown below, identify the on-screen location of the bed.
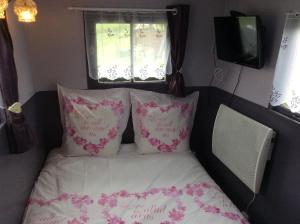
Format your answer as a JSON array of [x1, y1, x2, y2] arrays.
[[22, 144, 248, 224]]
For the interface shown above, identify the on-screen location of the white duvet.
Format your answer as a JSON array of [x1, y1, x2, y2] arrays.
[[22, 144, 248, 224]]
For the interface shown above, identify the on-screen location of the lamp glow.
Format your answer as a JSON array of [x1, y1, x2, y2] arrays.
[[14, 0, 37, 22], [0, 0, 8, 19]]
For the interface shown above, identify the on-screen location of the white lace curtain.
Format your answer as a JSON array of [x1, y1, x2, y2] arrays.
[[270, 13, 300, 113], [84, 11, 170, 82]]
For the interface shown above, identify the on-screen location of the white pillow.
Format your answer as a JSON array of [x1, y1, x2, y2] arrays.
[[57, 85, 130, 157], [131, 89, 199, 154]]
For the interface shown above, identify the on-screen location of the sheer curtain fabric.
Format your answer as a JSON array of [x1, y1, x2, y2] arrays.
[[84, 11, 170, 82], [271, 14, 300, 114]]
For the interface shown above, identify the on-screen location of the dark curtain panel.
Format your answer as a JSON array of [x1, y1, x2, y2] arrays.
[[0, 18, 34, 153], [166, 5, 190, 97]]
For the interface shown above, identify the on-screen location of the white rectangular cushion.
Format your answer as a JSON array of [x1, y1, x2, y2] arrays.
[[57, 85, 131, 157], [212, 104, 275, 193], [130, 89, 199, 154]]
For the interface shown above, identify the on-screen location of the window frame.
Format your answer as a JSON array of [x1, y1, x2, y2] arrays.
[[84, 14, 169, 85], [271, 105, 300, 123]]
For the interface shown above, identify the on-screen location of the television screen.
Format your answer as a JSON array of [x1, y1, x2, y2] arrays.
[[214, 16, 263, 69]]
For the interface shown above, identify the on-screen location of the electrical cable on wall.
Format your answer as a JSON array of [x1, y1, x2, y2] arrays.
[[242, 192, 256, 220], [229, 65, 244, 106], [209, 43, 224, 86], [209, 44, 217, 86], [246, 193, 256, 212]]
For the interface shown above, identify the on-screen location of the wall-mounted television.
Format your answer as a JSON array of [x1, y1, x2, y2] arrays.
[[214, 16, 264, 69]]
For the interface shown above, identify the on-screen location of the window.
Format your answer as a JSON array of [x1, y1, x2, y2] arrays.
[[270, 13, 300, 120], [84, 12, 170, 83]]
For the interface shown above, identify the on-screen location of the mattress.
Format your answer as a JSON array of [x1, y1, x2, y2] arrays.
[[22, 144, 248, 224]]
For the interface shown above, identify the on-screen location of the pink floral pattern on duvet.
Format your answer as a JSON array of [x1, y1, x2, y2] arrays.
[[62, 96, 124, 155], [28, 194, 93, 224], [136, 101, 192, 153], [28, 183, 248, 224]]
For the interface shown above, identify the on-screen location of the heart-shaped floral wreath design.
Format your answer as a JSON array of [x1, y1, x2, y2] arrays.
[[135, 101, 193, 153], [62, 96, 125, 155], [28, 182, 248, 224]]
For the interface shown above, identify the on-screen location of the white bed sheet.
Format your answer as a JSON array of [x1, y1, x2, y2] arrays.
[[22, 144, 248, 224]]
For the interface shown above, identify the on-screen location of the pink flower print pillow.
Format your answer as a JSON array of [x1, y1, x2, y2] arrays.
[[130, 89, 199, 154], [57, 85, 130, 157]]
